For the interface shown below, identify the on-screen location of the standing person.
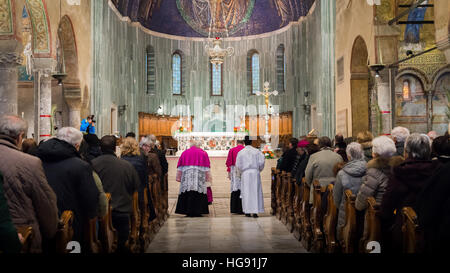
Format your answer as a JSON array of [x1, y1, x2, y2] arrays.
[[92, 136, 140, 252], [0, 115, 58, 253], [80, 115, 96, 134], [38, 127, 100, 248], [175, 140, 211, 217], [148, 135, 168, 175], [235, 136, 265, 218], [334, 134, 348, 162], [226, 139, 245, 214]]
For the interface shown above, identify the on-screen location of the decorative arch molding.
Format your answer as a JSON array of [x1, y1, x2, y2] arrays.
[[350, 35, 369, 78], [396, 67, 431, 91], [24, 0, 51, 57], [431, 64, 450, 90], [58, 15, 79, 85], [0, 0, 16, 38]]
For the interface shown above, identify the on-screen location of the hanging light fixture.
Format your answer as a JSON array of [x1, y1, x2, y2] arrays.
[[204, 1, 234, 68], [52, 0, 67, 86]]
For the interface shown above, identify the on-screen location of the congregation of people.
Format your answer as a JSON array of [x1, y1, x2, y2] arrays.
[[0, 115, 168, 253], [273, 127, 450, 253]]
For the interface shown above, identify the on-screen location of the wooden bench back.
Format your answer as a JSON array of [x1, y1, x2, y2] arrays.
[[341, 190, 357, 253], [55, 210, 74, 253], [402, 207, 419, 253], [300, 178, 312, 250], [271, 168, 278, 215], [16, 226, 33, 253], [140, 187, 151, 252], [310, 180, 325, 252], [360, 197, 381, 253], [126, 191, 141, 253], [99, 193, 118, 253], [323, 184, 338, 253]]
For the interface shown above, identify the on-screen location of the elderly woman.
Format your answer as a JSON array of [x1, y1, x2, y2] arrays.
[[333, 142, 367, 241], [380, 133, 440, 253], [357, 131, 374, 162], [355, 136, 404, 211], [391, 126, 410, 157], [175, 140, 211, 217], [121, 137, 156, 222]]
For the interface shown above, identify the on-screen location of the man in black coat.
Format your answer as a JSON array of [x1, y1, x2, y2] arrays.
[[92, 135, 140, 252], [38, 127, 99, 250], [278, 138, 299, 173]]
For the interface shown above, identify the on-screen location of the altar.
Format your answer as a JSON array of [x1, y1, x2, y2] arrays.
[[174, 132, 247, 156]]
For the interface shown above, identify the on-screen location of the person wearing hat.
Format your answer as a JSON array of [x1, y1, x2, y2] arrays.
[[80, 115, 96, 134], [292, 140, 311, 184]]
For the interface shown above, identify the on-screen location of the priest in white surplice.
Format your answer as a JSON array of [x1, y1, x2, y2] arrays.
[[235, 136, 265, 218]]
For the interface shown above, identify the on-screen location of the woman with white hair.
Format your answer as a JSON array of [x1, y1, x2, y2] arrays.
[[333, 142, 367, 241], [391, 126, 410, 156], [380, 133, 440, 253], [355, 136, 404, 211]]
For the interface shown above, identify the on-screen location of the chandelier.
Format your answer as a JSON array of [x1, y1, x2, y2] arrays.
[[205, 37, 234, 68]]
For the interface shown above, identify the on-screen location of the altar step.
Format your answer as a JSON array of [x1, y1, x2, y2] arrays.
[[167, 157, 277, 199]]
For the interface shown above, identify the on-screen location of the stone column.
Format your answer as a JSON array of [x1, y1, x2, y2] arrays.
[[0, 45, 22, 115], [33, 58, 55, 142], [64, 87, 82, 129], [375, 69, 392, 136]]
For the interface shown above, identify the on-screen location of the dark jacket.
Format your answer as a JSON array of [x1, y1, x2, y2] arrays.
[[416, 162, 450, 253], [154, 148, 168, 175], [395, 142, 405, 157], [0, 172, 22, 253], [0, 135, 58, 253], [361, 142, 373, 162], [380, 159, 439, 252], [92, 153, 140, 214], [279, 148, 298, 173], [38, 138, 99, 244], [294, 153, 309, 184]]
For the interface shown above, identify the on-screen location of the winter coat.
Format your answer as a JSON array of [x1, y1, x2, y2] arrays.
[[416, 162, 450, 253], [279, 148, 298, 173], [360, 142, 373, 162], [305, 148, 343, 203], [333, 159, 367, 240], [154, 148, 168, 175], [38, 138, 100, 244], [395, 142, 405, 157], [80, 119, 95, 134], [92, 172, 107, 217], [0, 172, 22, 253], [294, 153, 309, 184], [380, 159, 440, 253], [92, 153, 140, 214], [355, 156, 404, 211], [0, 135, 58, 253]]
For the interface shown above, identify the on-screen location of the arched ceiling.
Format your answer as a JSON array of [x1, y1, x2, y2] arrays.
[[112, 0, 315, 37]]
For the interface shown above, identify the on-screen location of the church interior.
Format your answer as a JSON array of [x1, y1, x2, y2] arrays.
[[0, 0, 450, 257]]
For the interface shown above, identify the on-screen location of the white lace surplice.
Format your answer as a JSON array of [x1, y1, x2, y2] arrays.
[[229, 166, 241, 193], [176, 166, 211, 195]]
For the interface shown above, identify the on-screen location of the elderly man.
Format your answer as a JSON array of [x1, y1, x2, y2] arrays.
[[381, 133, 439, 253], [175, 140, 211, 217], [0, 115, 58, 253], [305, 136, 343, 203], [92, 135, 140, 252], [38, 127, 100, 251], [148, 134, 168, 175], [391, 126, 410, 157], [140, 136, 162, 178]]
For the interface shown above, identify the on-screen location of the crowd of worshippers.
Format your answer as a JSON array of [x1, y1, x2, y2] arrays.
[[0, 115, 168, 253], [275, 127, 450, 253]]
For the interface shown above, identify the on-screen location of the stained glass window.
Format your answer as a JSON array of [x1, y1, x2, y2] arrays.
[[252, 53, 260, 94], [172, 53, 182, 95], [146, 46, 156, 95], [276, 44, 286, 92], [211, 64, 222, 96]]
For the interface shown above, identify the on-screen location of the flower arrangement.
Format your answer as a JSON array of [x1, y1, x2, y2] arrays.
[[263, 150, 275, 159], [178, 126, 184, 132]]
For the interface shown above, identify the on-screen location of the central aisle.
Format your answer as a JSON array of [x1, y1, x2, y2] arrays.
[[146, 157, 307, 253]]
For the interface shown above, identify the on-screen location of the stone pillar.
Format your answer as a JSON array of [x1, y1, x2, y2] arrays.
[[0, 45, 22, 115], [375, 69, 392, 136], [64, 87, 82, 129], [33, 58, 55, 142]]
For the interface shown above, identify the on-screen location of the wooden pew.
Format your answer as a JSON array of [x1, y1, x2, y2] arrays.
[[16, 226, 33, 253], [271, 168, 278, 215], [310, 180, 325, 253], [300, 178, 312, 250], [84, 217, 102, 253], [163, 173, 169, 221], [55, 210, 74, 253], [402, 207, 419, 253], [292, 180, 303, 241], [150, 174, 162, 229], [323, 184, 338, 253], [280, 172, 289, 225], [341, 190, 357, 253], [126, 192, 141, 253], [99, 193, 118, 253], [140, 187, 151, 252], [360, 197, 381, 253], [275, 171, 283, 220], [286, 176, 296, 233]]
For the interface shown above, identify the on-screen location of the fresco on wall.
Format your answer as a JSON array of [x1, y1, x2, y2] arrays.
[[18, 6, 33, 82], [432, 73, 450, 135], [113, 0, 315, 37], [395, 75, 427, 133]]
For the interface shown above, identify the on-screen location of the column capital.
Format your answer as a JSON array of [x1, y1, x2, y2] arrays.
[[32, 57, 56, 78], [0, 52, 23, 68]]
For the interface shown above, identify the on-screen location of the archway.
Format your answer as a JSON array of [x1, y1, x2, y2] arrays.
[[350, 36, 370, 137], [431, 68, 450, 134]]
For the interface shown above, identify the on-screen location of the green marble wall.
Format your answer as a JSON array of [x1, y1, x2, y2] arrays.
[[91, 0, 335, 138]]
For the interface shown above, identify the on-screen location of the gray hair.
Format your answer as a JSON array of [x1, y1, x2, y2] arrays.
[[147, 134, 157, 142], [391, 126, 410, 143], [190, 139, 202, 148], [346, 142, 364, 160], [139, 136, 154, 148], [372, 136, 397, 158], [0, 115, 28, 139], [56, 127, 83, 147], [404, 133, 431, 160]]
